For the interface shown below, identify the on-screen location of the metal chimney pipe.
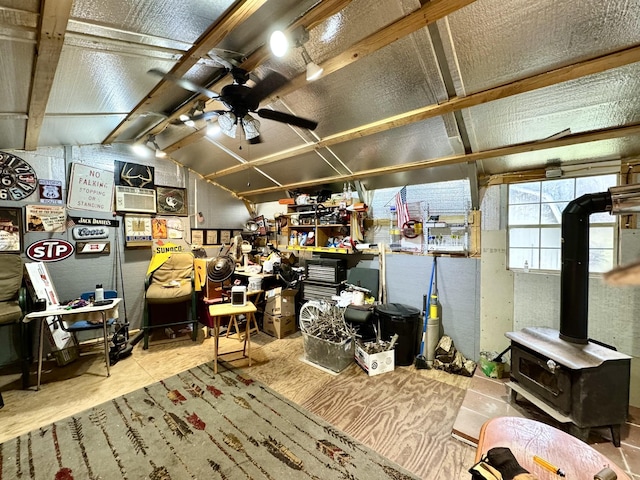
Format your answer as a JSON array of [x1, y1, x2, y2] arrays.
[[560, 191, 612, 343], [609, 184, 640, 214], [560, 183, 640, 343]]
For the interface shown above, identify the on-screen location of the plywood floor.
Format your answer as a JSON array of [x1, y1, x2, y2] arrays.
[[0, 328, 476, 479]]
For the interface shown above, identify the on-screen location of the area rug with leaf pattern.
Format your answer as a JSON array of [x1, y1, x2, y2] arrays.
[[0, 361, 419, 479]]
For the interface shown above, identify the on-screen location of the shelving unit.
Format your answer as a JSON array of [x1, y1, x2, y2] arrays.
[[280, 203, 355, 254], [425, 213, 470, 254]]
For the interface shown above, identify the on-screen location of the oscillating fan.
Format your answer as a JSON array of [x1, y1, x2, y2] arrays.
[[206, 255, 236, 283]]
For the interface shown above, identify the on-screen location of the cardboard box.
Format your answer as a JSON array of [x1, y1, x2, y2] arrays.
[[264, 287, 297, 316], [355, 343, 395, 376], [263, 313, 297, 339]]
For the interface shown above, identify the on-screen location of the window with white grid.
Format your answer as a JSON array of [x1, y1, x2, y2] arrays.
[[507, 175, 617, 273]]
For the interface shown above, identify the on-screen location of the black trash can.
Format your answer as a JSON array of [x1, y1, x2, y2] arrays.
[[374, 303, 422, 366]]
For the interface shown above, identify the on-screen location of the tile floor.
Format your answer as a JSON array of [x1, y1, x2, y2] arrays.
[[453, 370, 640, 477]]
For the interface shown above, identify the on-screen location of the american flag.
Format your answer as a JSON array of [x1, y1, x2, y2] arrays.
[[394, 186, 410, 228]]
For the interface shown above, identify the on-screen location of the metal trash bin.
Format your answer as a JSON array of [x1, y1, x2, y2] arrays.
[[375, 303, 422, 366]]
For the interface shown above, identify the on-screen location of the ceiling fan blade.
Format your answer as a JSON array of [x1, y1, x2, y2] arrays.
[[248, 135, 262, 144], [256, 109, 318, 130], [148, 69, 219, 100], [189, 110, 225, 122], [170, 110, 224, 125], [244, 70, 289, 106]]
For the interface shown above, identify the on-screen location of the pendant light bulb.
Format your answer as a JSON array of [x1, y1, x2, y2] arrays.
[[270, 30, 289, 57]]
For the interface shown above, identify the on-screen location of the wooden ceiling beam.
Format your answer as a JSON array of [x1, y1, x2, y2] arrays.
[[208, 43, 640, 180], [267, 0, 478, 101], [24, 0, 73, 150], [102, 0, 268, 144], [166, 0, 476, 155], [238, 122, 640, 196]]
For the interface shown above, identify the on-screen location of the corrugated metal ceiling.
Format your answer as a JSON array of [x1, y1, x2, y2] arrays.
[[1, 0, 640, 204]]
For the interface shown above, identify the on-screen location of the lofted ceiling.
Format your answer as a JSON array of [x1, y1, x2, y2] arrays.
[[2, 0, 640, 204]]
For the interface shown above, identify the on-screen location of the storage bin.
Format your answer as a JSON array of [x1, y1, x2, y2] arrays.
[[375, 303, 422, 366], [302, 332, 354, 373]]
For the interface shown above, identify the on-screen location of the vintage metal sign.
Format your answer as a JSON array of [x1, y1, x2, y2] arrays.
[[72, 225, 109, 240], [67, 216, 120, 228], [26, 239, 74, 262], [76, 241, 110, 254]]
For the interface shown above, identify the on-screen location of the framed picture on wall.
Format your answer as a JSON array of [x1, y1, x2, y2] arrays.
[[156, 186, 187, 216], [0, 206, 23, 253], [219, 229, 231, 245], [151, 218, 167, 239], [205, 229, 218, 245], [191, 229, 204, 246]]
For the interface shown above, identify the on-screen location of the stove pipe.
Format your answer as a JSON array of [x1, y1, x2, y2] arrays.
[[560, 184, 640, 344]]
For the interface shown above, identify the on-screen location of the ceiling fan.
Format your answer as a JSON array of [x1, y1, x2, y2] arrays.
[[148, 67, 318, 143]]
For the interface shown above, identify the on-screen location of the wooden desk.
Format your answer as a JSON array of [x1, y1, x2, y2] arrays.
[[476, 417, 630, 479], [23, 299, 122, 390], [208, 302, 257, 374]]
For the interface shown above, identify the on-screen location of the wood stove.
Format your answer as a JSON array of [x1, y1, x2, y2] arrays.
[[506, 186, 637, 446], [507, 327, 630, 446]]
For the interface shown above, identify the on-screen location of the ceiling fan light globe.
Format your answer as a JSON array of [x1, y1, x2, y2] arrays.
[[270, 30, 289, 57], [242, 114, 261, 140], [306, 62, 323, 81], [219, 112, 238, 138]]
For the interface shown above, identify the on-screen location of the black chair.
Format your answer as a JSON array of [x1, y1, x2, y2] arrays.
[[0, 254, 32, 407], [344, 267, 379, 341]]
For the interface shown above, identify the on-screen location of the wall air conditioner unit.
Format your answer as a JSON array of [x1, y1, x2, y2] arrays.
[[115, 186, 157, 213]]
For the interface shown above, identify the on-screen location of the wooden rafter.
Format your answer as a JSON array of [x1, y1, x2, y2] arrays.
[[207, 43, 640, 180], [238, 122, 640, 196], [165, 0, 476, 155], [102, 0, 268, 144], [24, 0, 73, 150]]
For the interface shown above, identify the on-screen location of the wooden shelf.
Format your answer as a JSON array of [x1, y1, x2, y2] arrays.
[[283, 201, 362, 252], [279, 245, 352, 254]]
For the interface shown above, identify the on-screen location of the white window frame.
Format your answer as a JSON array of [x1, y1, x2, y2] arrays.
[[507, 175, 617, 274]]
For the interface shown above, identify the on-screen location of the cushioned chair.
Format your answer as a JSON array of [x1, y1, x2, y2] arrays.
[[143, 253, 198, 349], [0, 254, 32, 400]]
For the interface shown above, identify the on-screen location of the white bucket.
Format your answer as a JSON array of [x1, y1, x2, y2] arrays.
[[248, 276, 262, 292], [352, 290, 365, 306]]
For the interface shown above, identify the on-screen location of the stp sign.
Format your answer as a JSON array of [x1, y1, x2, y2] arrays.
[[26, 239, 74, 262]]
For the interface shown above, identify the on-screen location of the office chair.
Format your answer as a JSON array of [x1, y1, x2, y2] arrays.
[[143, 252, 198, 349]]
